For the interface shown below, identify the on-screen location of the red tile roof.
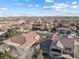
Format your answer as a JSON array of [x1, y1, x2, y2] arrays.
[[11, 34, 26, 45], [10, 32, 39, 46]]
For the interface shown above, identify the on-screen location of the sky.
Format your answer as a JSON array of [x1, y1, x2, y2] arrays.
[[0, 0, 79, 16]]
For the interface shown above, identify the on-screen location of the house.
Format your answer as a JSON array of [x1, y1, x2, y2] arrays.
[[59, 36, 74, 54], [39, 35, 63, 59], [51, 33, 74, 54], [50, 45, 63, 59], [3, 31, 40, 59], [50, 33, 74, 58], [74, 39, 79, 59]]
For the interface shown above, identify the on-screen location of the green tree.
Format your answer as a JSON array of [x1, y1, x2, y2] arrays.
[[6, 28, 17, 38]]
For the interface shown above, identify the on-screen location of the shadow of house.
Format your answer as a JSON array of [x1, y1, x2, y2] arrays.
[[39, 36, 63, 59], [39, 38, 52, 54]]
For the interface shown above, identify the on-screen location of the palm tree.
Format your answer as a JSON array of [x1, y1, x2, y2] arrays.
[[36, 50, 43, 59], [0, 49, 11, 59]]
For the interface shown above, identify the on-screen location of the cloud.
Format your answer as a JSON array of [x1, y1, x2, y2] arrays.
[[54, 3, 68, 8], [28, 4, 32, 7], [0, 8, 9, 14], [25, 0, 29, 1], [0, 8, 8, 11], [43, 3, 68, 14], [0, 11, 3, 13], [12, 0, 19, 2], [71, 12, 79, 16], [43, 3, 68, 9], [18, 13, 33, 16], [0, 7, 33, 16], [43, 6, 53, 8], [72, 1, 76, 4], [45, 0, 54, 2], [0, 8, 16, 16], [43, 2, 79, 15], [14, 3, 24, 6], [72, 5, 78, 8], [36, 4, 39, 7]]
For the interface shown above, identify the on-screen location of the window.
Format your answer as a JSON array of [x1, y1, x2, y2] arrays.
[[51, 48, 61, 53], [65, 47, 71, 51]]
